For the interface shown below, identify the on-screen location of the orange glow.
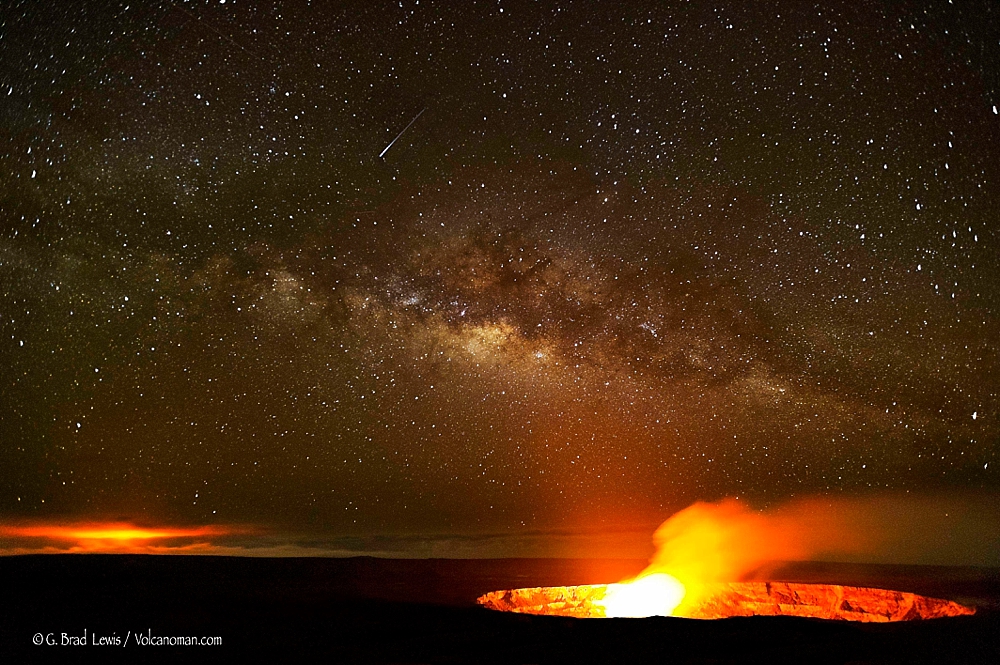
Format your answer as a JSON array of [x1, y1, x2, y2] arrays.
[[477, 582, 975, 621], [7, 524, 221, 541], [478, 497, 976, 620], [595, 572, 686, 618], [0, 522, 232, 553], [543, 498, 866, 617], [634, 498, 874, 614]]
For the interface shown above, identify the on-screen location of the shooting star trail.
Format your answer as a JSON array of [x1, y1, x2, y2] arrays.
[[379, 108, 426, 158]]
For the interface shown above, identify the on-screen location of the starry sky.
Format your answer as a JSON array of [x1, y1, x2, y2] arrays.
[[1, 0, 998, 558]]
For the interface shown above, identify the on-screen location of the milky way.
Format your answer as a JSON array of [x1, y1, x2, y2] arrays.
[[1, 1, 997, 556]]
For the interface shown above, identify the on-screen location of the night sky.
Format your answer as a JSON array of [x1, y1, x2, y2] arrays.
[[2, 0, 998, 558]]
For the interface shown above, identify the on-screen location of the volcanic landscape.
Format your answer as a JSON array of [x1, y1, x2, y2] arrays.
[[2, 554, 997, 662], [3, 0, 1000, 661]]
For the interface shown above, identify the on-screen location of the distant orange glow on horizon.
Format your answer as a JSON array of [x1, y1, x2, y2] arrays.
[[0, 522, 238, 554]]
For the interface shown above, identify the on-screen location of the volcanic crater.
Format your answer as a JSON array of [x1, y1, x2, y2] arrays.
[[477, 580, 976, 622]]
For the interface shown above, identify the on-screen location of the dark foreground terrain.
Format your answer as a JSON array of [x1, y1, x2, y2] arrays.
[[1, 555, 997, 663]]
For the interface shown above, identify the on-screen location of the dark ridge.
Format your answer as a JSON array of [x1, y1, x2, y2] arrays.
[[1, 555, 998, 662]]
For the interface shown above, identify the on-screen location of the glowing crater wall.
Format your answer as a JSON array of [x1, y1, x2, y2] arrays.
[[477, 581, 975, 622]]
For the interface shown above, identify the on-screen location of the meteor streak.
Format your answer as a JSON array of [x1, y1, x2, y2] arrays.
[[379, 107, 426, 158]]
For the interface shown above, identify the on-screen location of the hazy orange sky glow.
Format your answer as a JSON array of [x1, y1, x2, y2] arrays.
[[0, 522, 238, 554]]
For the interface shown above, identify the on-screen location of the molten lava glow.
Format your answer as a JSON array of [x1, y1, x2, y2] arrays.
[[0, 522, 229, 553], [627, 498, 875, 614], [596, 573, 686, 618], [478, 498, 977, 621], [477, 582, 975, 621]]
